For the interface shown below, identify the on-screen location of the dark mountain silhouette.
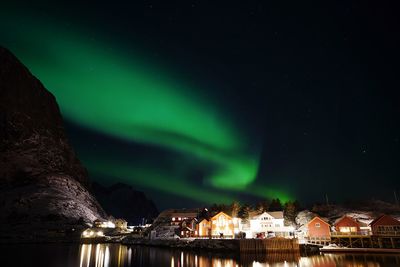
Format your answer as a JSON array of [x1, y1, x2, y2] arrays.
[[93, 182, 158, 225], [0, 46, 107, 242]]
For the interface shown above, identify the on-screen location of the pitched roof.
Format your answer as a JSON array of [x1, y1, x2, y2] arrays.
[[251, 211, 284, 219], [308, 216, 330, 226], [268, 211, 284, 219], [171, 213, 198, 218], [334, 215, 360, 226], [370, 214, 400, 226], [211, 211, 232, 220]]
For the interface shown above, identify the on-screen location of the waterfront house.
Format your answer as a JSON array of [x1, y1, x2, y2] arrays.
[[197, 218, 211, 237], [170, 211, 198, 226], [210, 211, 234, 237], [197, 211, 234, 238], [246, 211, 294, 238], [114, 219, 128, 230], [307, 217, 331, 240], [370, 214, 400, 236], [93, 219, 115, 228], [333, 216, 361, 235], [150, 209, 198, 239], [81, 227, 106, 238], [178, 218, 198, 237]]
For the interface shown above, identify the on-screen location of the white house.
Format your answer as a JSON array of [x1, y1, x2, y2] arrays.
[[243, 211, 294, 238]]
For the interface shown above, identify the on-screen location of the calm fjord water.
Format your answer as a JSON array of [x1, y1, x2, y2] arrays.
[[1, 243, 400, 267]]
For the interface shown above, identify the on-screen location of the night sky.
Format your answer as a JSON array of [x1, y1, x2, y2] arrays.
[[1, 1, 399, 209]]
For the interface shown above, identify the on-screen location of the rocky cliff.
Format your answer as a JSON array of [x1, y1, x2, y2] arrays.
[[93, 182, 158, 225], [0, 46, 107, 242]]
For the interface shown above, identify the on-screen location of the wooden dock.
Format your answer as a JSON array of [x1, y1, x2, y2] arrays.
[[320, 247, 400, 254], [239, 238, 299, 253], [330, 235, 400, 249]]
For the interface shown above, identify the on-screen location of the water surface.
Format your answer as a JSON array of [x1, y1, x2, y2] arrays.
[[2, 243, 400, 267]]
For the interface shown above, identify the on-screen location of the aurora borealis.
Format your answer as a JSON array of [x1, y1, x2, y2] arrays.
[[0, 12, 258, 190], [2, 1, 399, 209], [0, 5, 290, 206]]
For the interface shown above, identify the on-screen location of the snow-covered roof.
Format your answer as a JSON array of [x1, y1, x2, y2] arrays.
[[252, 211, 284, 219], [268, 211, 284, 219]]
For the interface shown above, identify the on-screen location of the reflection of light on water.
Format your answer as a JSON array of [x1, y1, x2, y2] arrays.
[[86, 244, 92, 267], [118, 245, 121, 266], [95, 245, 100, 267], [169, 251, 236, 267], [104, 246, 110, 267], [181, 251, 184, 267], [127, 248, 132, 266], [78, 244, 394, 267], [80, 244, 86, 267], [79, 244, 110, 267]]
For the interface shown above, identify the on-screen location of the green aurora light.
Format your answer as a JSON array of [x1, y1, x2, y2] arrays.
[[0, 10, 293, 204]]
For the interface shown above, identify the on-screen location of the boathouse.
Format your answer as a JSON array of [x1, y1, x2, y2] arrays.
[[247, 211, 294, 238], [211, 211, 234, 237], [334, 216, 361, 235], [370, 214, 400, 236], [197, 211, 234, 238], [307, 217, 331, 241]]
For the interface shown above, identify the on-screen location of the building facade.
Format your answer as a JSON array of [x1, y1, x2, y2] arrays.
[[334, 216, 361, 235], [307, 217, 331, 239], [197, 212, 234, 238], [246, 211, 294, 238], [370, 215, 400, 236]]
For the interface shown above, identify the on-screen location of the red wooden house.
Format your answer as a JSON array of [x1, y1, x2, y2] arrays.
[[334, 216, 361, 235], [307, 217, 331, 240], [370, 215, 400, 236]]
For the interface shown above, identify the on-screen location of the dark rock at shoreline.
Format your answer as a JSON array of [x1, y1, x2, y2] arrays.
[[93, 182, 158, 225], [0, 46, 107, 241]]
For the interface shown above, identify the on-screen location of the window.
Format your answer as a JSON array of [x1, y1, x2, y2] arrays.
[[315, 223, 320, 228]]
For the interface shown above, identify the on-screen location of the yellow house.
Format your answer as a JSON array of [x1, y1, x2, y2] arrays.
[[198, 218, 211, 237], [197, 211, 234, 238]]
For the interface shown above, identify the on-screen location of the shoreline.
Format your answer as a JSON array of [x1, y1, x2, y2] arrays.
[[320, 247, 400, 254]]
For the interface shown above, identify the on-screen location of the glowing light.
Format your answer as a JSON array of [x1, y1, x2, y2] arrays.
[[82, 230, 89, 237], [106, 221, 116, 228], [0, 8, 294, 203]]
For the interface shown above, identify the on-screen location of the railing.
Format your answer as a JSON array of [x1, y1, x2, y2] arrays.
[[330, 231, 400, 237], [374, 231, 400, 236], [305, 239, 331, 244], [331, 231, 371, 236]]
